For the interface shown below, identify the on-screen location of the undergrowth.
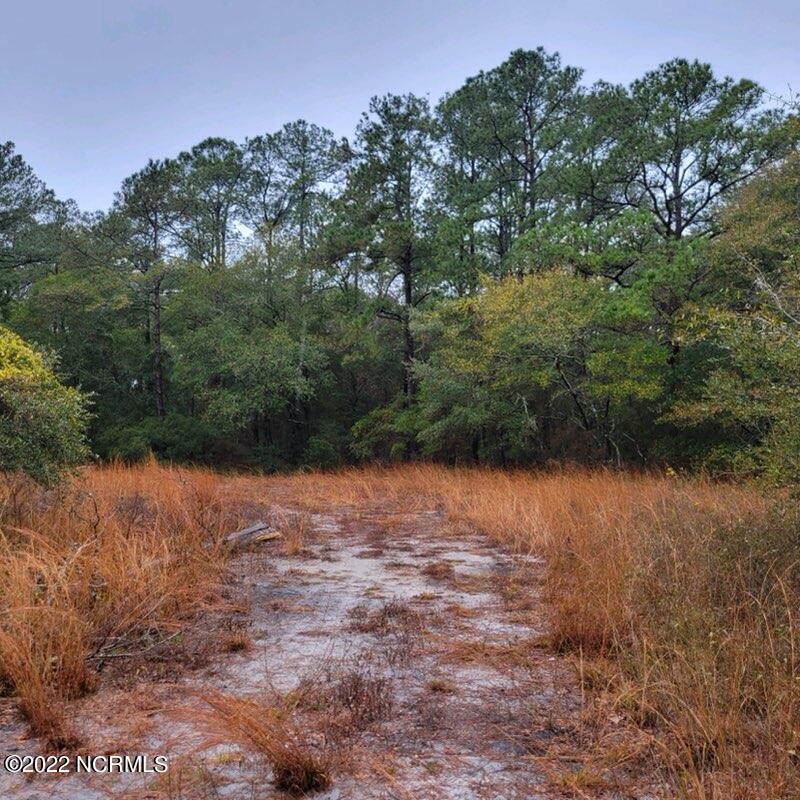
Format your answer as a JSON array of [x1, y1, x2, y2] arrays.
[[0, 458, 236, 747], [2, 459, 795, 798]]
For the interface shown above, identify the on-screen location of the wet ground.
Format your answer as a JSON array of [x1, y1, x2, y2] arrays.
[[0, 504, 656, 799]]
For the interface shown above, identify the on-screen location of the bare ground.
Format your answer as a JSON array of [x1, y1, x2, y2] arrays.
[[0, 499, 663, 799]]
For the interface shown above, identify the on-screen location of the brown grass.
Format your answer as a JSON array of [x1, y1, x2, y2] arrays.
[[198, 690, 333, 794], [2, 460, 795, 797], [426, 677, 455, 694], [274, 510, 312, 556], [231, 464, 792, 798], [328, 665, 393, 728], [0, 458, 236, 746], [347, 599, 423, 636], [421, 560, 454, 580], [219, 630, 252, 654]]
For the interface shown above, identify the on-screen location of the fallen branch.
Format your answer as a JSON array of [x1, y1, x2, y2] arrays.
[[91, 630, 182, 661], [224, 521, 281, 549]]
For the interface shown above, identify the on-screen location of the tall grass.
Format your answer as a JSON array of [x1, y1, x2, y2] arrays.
[[197, 690, 333, 794], [0, 459, 236, 746], [2, 460, 795, 796], [252, 465, 795, 798]]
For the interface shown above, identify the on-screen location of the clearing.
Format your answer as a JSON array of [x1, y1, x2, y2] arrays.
[[0, 483, 661, 799]]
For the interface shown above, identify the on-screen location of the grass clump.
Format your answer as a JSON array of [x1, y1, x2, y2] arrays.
[[0, 461, 234, 747], [200, 690, 333, 794]]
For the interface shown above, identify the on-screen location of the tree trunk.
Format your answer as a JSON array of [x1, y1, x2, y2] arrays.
[[151, 275, 166, 420], [401, 263, 415, 408]]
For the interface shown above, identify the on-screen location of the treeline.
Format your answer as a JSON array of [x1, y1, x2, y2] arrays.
[[2, 49, 799, 476]]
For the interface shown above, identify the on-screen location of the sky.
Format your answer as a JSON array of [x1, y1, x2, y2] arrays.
[[2, 0, 798, 212]]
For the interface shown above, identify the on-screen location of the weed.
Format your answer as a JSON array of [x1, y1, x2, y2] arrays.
[[330, 664, 393, 727], [199, 690, 333, 795], [274, 511, 312, 556], [220, 631, 252, 654], [421, 561, 454, 580], [426, 678, 455, 694]]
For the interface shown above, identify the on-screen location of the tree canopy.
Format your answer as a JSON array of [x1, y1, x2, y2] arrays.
[[2, 48, 797, 479]]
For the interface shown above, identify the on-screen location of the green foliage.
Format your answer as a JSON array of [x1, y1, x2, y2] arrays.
[[670, 153, 800, 479], [350, 400, 422, 462], [0, 327, 89, 482], [414, 273, 608, 462], [436, 48, 583, 271], [96, 413, 215, 463], [1, 48, 796, 479], [0, 141, 64, 278], [590, 58, 790, 238]]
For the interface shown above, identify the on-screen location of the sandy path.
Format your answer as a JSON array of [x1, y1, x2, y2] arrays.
[[0, 504, 652, 799]]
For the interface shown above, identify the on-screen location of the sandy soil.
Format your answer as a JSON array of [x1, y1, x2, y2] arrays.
[[0, 501, 659, 799]]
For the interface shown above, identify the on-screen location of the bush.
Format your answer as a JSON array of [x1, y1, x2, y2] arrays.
[[0, 327, 89, 483], [303, 435, 341, 469], [349, 400, 421, 461], [97, 412, 216, 463]]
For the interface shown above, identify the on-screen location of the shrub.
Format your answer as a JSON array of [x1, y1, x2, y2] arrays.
[[0, 327, 89, 483]]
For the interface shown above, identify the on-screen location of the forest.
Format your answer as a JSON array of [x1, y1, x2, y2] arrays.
[[3, 47, 799, 481], [3, 41, 800, 800]]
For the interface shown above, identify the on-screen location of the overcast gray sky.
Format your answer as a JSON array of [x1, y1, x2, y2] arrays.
[[2, 0, 797, 212]]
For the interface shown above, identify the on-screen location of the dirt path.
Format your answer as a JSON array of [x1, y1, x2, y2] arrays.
[[0, 503, 654, 799]]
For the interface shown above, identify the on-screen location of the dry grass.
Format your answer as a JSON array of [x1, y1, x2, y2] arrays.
[[421, 560, 454, 580], [0, 458, 237, 747], [440, 636, 540, 668], [235, 464, 793, 798], [2, 459, 795, 797], [219, 630, 252, 654], [426, 677, 455, 694], [273, 510, 312, 556], [197, 690, 333, 794], [347, 599, 423, 636], [328, 664, 394, 728], [347, 600, 425, 669], [284, 653, 396, 747]]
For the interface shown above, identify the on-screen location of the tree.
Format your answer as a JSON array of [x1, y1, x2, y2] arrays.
[[507, 59, 792, 416], [4, 48, 794, 477], [244, 121, 345, 258], [590, 59, 790, 239], [242, 132, 292, 253], [436, 48, 583, 270], [164, 258, 328, 466], [0, 326, 89, 483], [672, 151, 800, 479], [349, 94, 436, 409], [114, 159, 182, 419], [0, 142, 68, 303], [415, 271, 636, 464], [174, 138, 246, 268]]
